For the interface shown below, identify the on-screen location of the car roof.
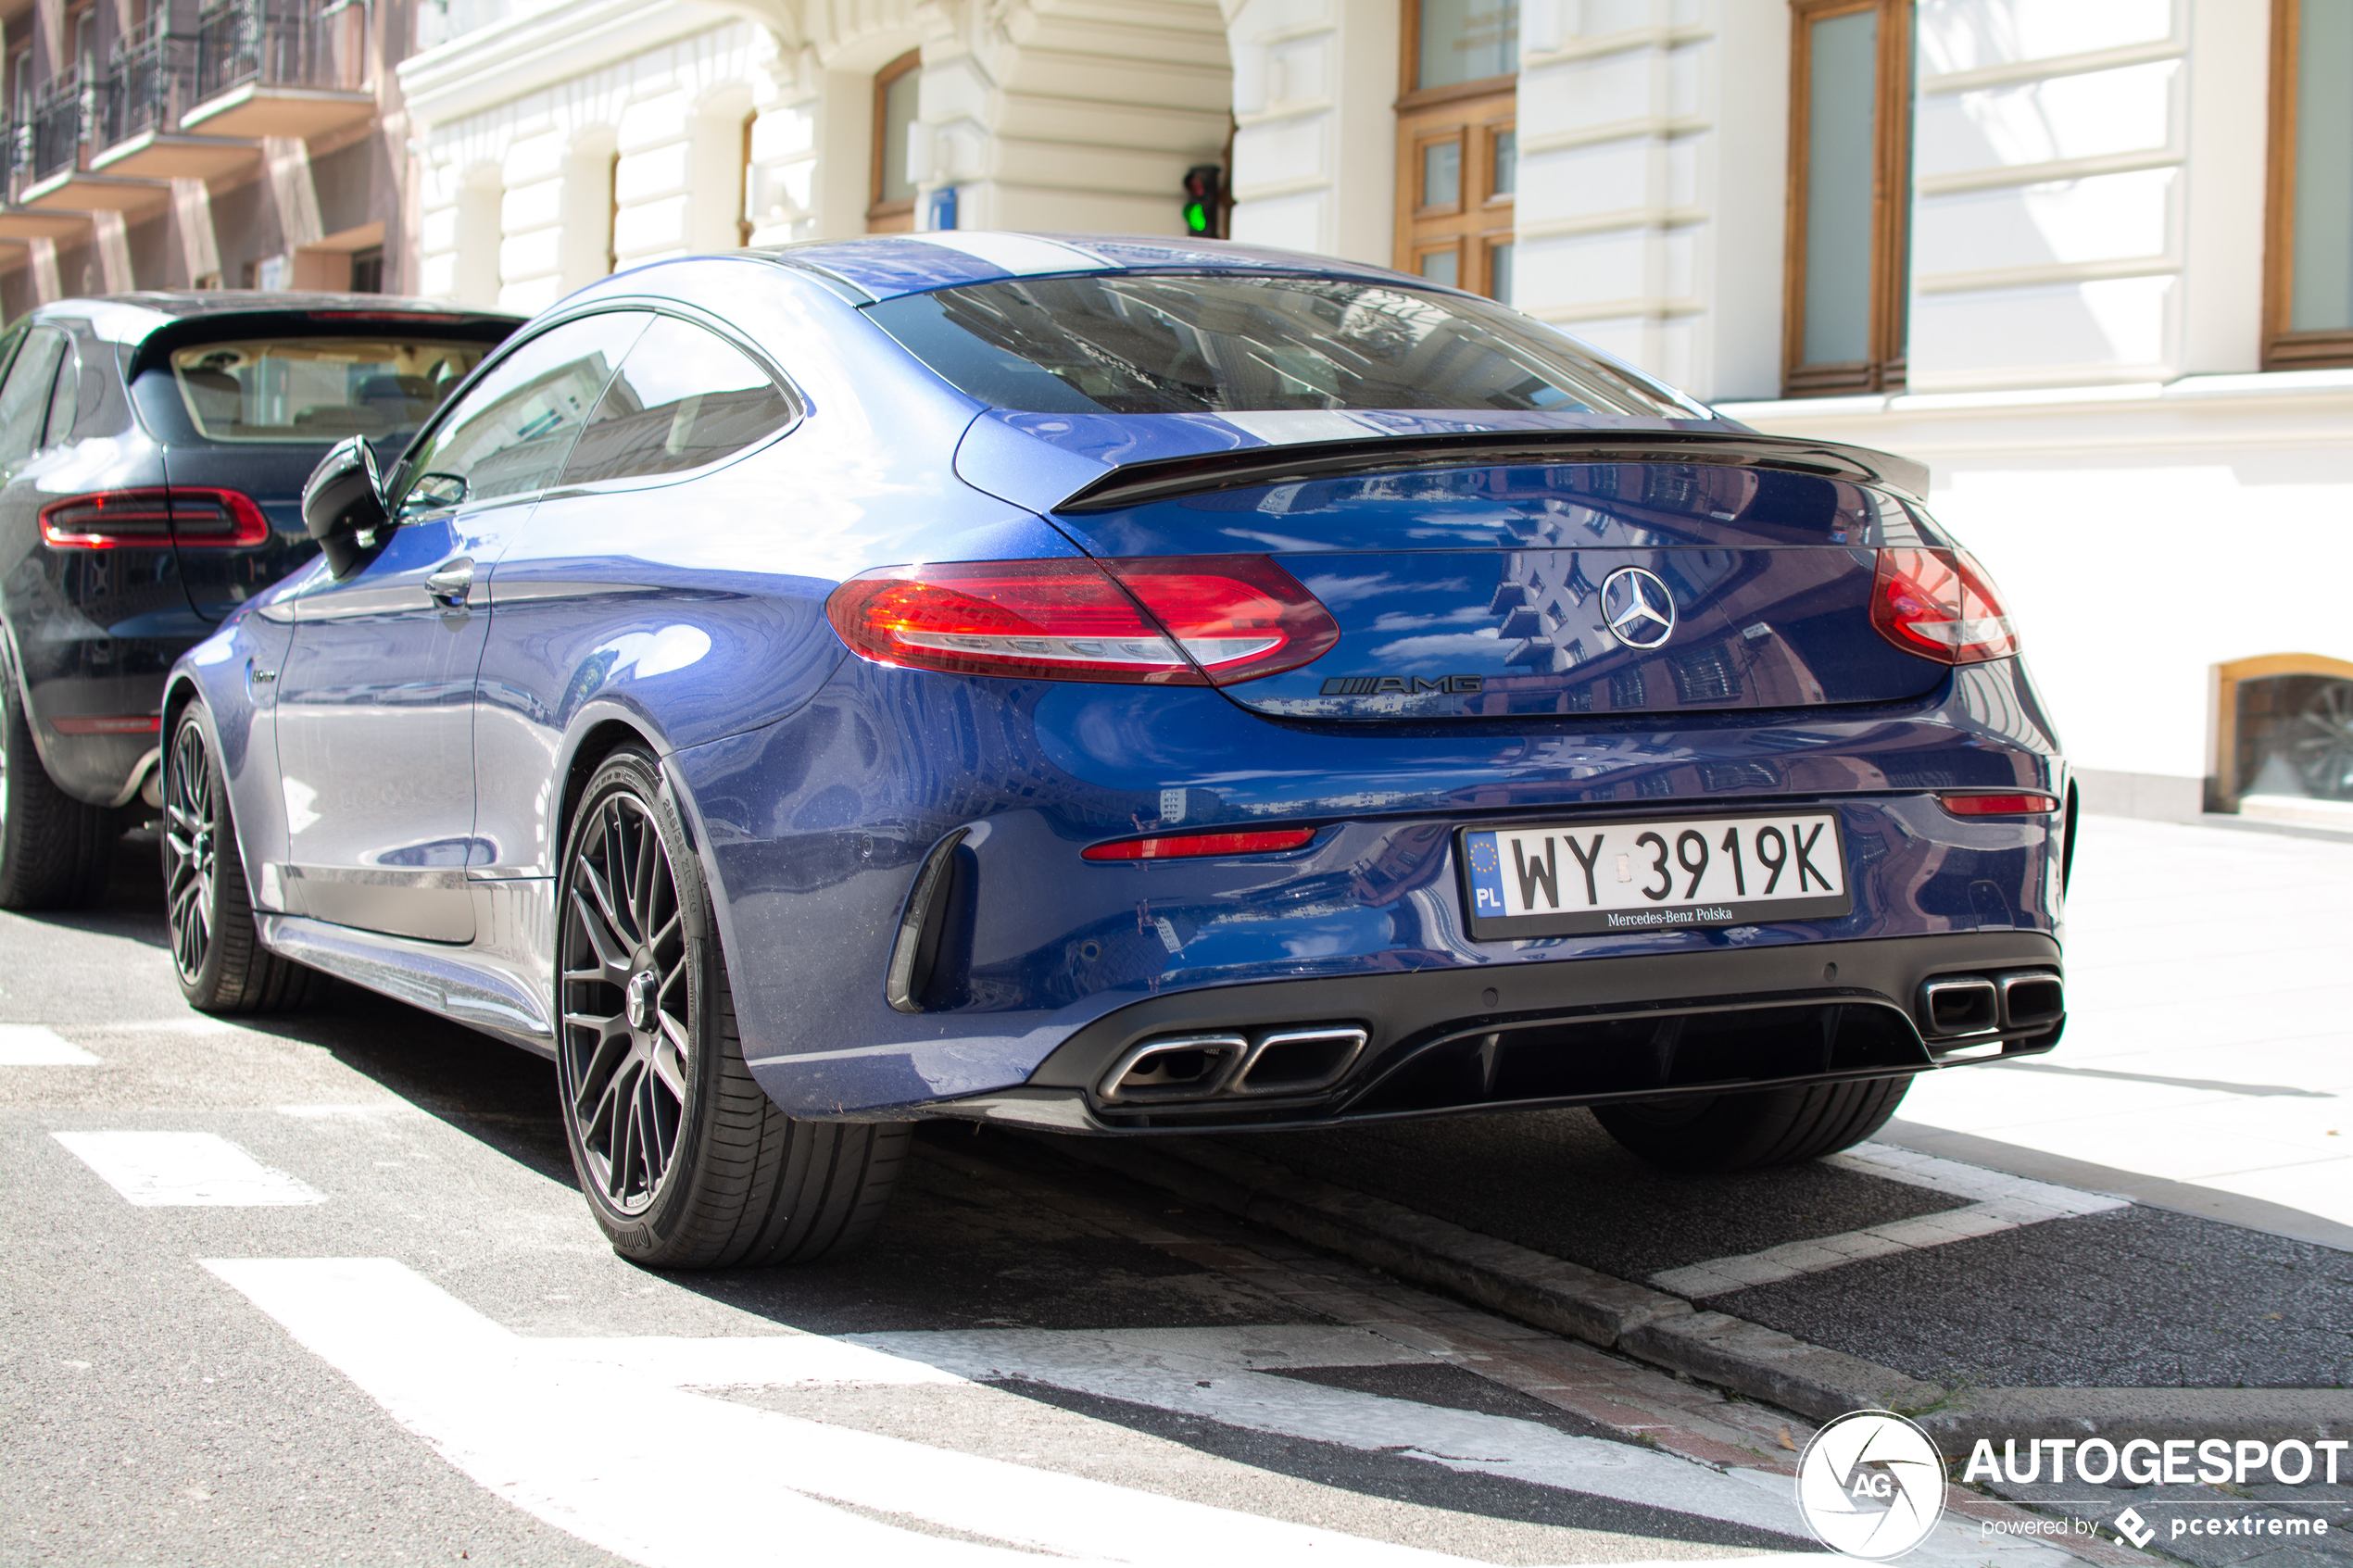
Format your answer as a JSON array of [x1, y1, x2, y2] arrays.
[[752, 232, 1436, 302], [30, 291, 524, 345]]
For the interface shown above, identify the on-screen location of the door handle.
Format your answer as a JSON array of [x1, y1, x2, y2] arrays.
[[425, 558, 475, 608]]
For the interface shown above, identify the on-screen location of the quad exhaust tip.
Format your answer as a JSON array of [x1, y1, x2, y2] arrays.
[[1098, 1024, 1369, 1105], [1918, 968, 2063, 1040]]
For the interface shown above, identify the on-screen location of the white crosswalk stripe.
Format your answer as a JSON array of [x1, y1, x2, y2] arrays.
[[54, 1131, 325, 1206], [0, 1024, 99, 1064], [205, 1258, 1498, 1568]]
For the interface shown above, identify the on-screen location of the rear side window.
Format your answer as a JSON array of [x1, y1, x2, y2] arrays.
[[557, 316, 792, 485], [170, 336, 494, 444], [0, 327, 68, 467], [864, 272, 1705, 419], [393, 311, 649, 514]]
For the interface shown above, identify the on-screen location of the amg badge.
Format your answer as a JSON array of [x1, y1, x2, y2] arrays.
[[1318, 674, 1486, 696]]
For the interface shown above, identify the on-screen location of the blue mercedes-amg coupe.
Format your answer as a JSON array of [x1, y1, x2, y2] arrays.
[[162, 233, 2072, 1268]]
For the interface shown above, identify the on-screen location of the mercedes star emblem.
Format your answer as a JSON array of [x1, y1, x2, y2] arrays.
[[1600, 566, 1677, 650]]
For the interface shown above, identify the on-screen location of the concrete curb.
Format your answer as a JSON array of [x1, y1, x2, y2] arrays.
[[1043, 1135, 2353, 1442], [1918, 1387, 2353, 1446]]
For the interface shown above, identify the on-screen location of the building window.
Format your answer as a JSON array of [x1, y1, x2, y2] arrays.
[[348, 245, 383, 292], [868, 48, 921, 235], [1397, 1, 1517, 301], [2211, 654, 2353, 815], [1782, 0, 1913, 395], [2264, 0, 2353, 366]]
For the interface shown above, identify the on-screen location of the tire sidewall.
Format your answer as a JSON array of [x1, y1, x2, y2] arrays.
[[163, 706, 235, 1004], [555, 749, 728, 1260]]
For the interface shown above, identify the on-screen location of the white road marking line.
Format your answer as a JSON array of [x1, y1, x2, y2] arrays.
[[845, 1328, 1811, 1540], [1649, 1143, 2128, 1298], [205, 1258, 1492, 1568], [53, 1133, 324, 1207], [0, 1024, 99, 1064]]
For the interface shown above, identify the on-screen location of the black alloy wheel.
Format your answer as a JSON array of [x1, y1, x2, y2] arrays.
[[163, 716, 219, 985], [159, 705, 326, 1012], [560, 783, 693, 1214], [556, 748, 909, 1268]]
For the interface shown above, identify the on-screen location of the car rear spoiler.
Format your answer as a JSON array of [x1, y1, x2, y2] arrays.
[[1052, 429, 1931, 513]]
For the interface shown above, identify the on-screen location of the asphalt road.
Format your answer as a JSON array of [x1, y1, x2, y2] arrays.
[[1, 835, 2342, 1567]]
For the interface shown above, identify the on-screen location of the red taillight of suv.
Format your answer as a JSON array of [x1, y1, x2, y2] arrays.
[[1869, 546, 2019, 664], [40, 488, 270, 549], [825, 556, 1340, 685]]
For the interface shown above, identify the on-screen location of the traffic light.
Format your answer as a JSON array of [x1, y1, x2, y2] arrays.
[[1183, 165, 1222, 238]]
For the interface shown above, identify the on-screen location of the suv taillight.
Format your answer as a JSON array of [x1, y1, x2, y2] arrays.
[[40, 488, 270, 549], [1870, 546, 2019, 664], [825, 556, 1339, 685]]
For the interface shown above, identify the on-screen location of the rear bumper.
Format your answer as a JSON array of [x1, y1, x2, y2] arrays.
[[927, 929, 2061, 1134]]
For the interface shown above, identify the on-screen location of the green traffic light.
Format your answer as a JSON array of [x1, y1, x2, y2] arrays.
[[1184, 201, 1209, 234]]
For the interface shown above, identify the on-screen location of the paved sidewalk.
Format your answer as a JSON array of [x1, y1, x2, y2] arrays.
[[1894, 814, 2353, 1248]]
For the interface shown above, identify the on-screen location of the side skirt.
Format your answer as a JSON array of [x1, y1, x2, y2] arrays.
[[258, 878, 557, 1057]]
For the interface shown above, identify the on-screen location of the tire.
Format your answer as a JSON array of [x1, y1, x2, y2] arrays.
[[556, 747, 909, 1269], [0, 663, 118, 910], [161, 705, 330, 1013], [1592, 1074, 1912, 1172]]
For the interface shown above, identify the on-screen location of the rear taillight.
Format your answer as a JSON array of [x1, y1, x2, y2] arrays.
[[825, 556, 1339, 685], [1870, 547, 2019, 664], [40, 488, 270, 549]]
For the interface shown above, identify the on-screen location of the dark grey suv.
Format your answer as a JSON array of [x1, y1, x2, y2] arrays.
[[0, 293, 518, 909]]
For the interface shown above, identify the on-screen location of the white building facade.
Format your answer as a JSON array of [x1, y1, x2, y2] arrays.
[[397, 0, 2353, 827]]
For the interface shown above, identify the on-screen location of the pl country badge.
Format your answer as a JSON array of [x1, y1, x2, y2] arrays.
[[1794, 1410, 1947, 1560]]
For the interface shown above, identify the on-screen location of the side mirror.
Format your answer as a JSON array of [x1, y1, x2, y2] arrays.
[[301, 435, 386, 579]]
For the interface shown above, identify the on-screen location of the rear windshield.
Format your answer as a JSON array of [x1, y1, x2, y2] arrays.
[[864, 273, 1704, 419], [170, 338, 491, 443]]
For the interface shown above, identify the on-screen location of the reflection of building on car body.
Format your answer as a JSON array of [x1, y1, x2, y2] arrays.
[[157, 235, 2073, 1271]]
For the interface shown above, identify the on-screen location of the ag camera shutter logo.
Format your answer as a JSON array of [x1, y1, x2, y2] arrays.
[[1794, 1410, 1947, 1560]]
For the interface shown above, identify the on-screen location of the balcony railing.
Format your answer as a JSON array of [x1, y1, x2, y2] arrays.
[[26, 75, 88, 183], [101, 20, 200, 147], [196, 0, 369, 103]]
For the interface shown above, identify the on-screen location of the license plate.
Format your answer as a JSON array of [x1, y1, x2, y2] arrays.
[[1457, 812, 1852, 938]]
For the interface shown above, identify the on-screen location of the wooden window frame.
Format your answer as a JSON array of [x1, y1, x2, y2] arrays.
[[867, 47, 921, 232], [736, 110, 756, 246], [2261, 0, 2353, 368], [1395, 1, 1516, 298], [1781, 0, 1913, 397], [1397, 0, 1516, 112]]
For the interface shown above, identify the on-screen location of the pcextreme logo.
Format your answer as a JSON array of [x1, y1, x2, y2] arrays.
[[1794, 1410, 1947, 1560]]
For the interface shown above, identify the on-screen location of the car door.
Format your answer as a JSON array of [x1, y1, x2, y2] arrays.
[[472, 312, 799, 879], [271, 311, 650, 942]]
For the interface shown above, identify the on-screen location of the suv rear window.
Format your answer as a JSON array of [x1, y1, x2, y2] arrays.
[[170, 337, 491, 443], [863, 273, 1705, 419]]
